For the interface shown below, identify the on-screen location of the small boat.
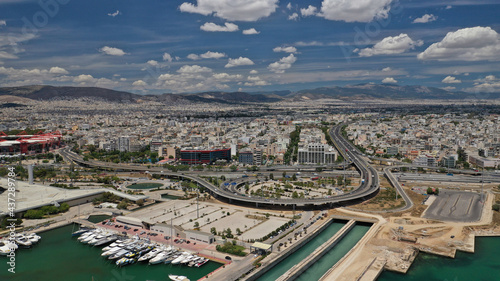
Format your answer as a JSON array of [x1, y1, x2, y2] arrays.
[[77, 230, 97, 241], [195, 258, 208, 267], [149, 251, 170, 265], [171, 252, 189, 265], [109, 249, 128, 260], [101, 246, 122, 257], [164, 254, 178, 264], [0, 241, 18, 255], [94, 235, 118, 247], [116, 257, 136, 267], [180, 254, 195, 265], [72, 227, 92, 237], [14, 234, 32, 248], [168, 275, 190, 281], [26, 233, 41, 243], [138, 247, 161, 262]]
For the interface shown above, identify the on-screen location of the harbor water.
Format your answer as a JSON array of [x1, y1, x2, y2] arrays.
[[0, 224, 222, 281], [295, 223, 371, 281], [257, 220, 347, 281], [378, 237, 500, 281]]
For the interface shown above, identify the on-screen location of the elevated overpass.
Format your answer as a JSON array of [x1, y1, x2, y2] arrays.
[[60, 126, 381, 210]]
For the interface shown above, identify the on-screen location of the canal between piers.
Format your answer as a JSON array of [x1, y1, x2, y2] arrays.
[[257, 220, 371, 281]]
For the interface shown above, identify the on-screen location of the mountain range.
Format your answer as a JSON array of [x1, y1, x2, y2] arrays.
[[0, 84, 498, 104]]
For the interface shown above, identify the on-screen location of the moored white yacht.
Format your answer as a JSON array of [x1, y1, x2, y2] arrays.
[[0, 240, 18, 255], [14, 234, 32, 248], [168, 275, 190, 281], [25, 233, 41, 244]]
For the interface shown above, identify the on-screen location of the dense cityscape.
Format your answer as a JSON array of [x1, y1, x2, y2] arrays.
[[1, 1, 500, 281]]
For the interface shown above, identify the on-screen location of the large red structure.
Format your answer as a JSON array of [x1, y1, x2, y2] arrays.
[[0, 131, 62, 155]]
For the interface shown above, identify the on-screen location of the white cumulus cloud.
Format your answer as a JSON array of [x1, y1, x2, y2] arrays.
[[108, 10, 121, 17], [382, 77, 397, 83], [268, 54, 297, 73], [188, 51, 226, 60], [243, 28, 260, 35], [288, 13, 299, 20], [163, 53, 173, 62], [273, 46, 298, 53], [180, 0, 278, 22], [318, 0, 393, 23], [201, 51, 226, 59], [132, 80, 147, 87], [412, 14, 437, 24], [73, 74, 95, 83], [357, 33, 423, 57], [442, 76, 461, 84], [225, 57, 254, 68], [200, 22, 239, 32], [99, 46, 127, 56], [417, 26, 500, 61], [0, 20, 6, 27], [187, 54, 200, 60], [301, 5, 318, 17], [147, 60, 159, 66], [49, 67, 69, 75], [177, 65, 212, 73], [441, 86, 456, 91], [469, 75, 500, 93]]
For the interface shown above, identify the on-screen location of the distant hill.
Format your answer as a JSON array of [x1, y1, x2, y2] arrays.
[[290, 83, 499, 100], [0, 85, 139, 102], [0, 84, 498, 104]]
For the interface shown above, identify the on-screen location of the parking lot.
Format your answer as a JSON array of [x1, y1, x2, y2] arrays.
[[126, 198, 296, 242], [423, 190, 483, 222]]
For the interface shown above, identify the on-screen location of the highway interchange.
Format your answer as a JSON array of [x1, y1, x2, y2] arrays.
[[60, 124, 383, 209]]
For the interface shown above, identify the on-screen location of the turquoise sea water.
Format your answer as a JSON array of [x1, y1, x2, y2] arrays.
[[257, 220, 347, 281], [296, 224, 371, 281], [378, 237, 500, 281], [0, 224, 222, 281]]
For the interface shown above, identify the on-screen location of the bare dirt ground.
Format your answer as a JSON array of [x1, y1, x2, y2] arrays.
[[322, 189, 500, 281]]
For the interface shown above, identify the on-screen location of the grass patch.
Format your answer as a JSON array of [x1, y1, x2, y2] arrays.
[[216, 241, 247, 257]]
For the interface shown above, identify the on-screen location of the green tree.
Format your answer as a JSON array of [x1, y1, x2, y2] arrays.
[[230, 165, 238, 172], [136, 199, 144, 206], [269, 173, 274, 180], [210, 227, 217, 235], [117, 200, 128, 210]]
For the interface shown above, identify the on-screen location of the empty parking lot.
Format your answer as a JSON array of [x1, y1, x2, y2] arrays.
[[423, 190, 483, 222]]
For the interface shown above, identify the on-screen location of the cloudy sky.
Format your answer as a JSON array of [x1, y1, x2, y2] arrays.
[[0, 0, 499, 94]]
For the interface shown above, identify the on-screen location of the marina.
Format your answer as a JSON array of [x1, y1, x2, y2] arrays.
[[0, 224, 223, 281]]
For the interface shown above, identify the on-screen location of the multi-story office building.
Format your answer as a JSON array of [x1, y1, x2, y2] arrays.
[[117, 136, 131, 152], [180, 148, 231, 164], [238, 151, 254, 165], [297, 143, 337, 164]]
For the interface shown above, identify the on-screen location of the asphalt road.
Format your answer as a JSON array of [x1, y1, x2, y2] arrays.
[[59, 124, 380, 209]]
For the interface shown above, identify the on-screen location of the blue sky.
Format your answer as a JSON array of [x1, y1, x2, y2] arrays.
[[0, 0, 499, 94]]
